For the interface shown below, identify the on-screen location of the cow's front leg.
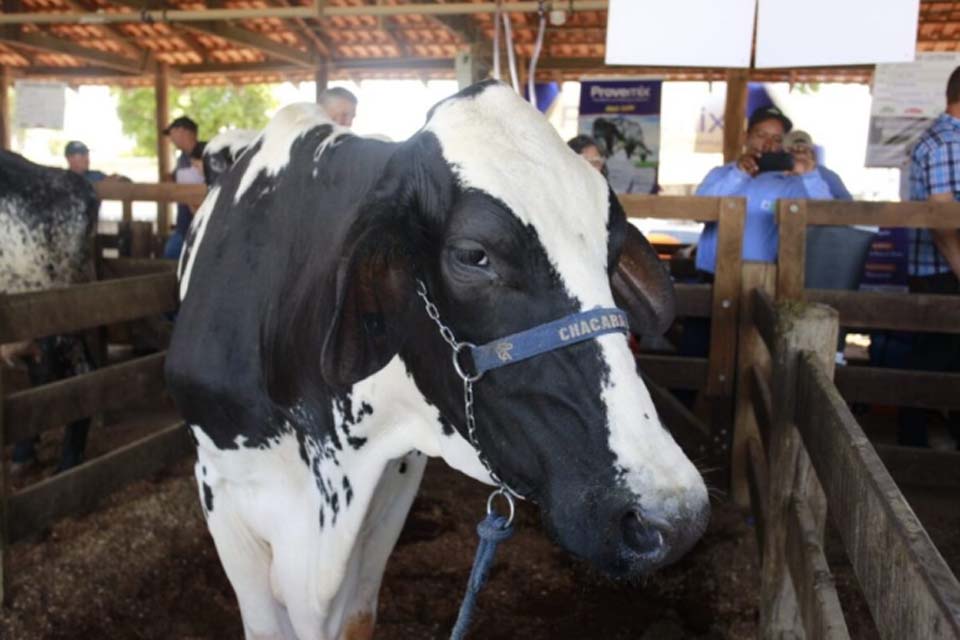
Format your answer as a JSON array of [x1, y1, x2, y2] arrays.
[[197, 460, 297, 640], [339, 452, 428, 640]]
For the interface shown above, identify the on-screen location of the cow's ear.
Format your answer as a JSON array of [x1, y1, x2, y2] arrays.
[[610, 209, 676, 336], [320, 209, 416, 389]]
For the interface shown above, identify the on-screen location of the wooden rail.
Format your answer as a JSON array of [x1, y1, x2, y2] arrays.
[[0, 269, 181, 603], [738, 287, 960, 639]]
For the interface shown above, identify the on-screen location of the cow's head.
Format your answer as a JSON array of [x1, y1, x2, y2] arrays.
[[320, 81, 708, 577]]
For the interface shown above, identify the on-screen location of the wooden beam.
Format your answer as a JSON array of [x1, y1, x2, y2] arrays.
[[746, 436, 769, 555], [619, 194, 734, 222], [705, 197, 745, 396], [187, 22, 315, 67], [314, 58, 328, 102], [1, 31, 151, 74], [635, 354, 708, 390], [785, 498, 851, 640], [0, 272, 178, 342], [807, 288, 960, 333], [777, 199, 808, 301], [154, 63, 171, 235], [796, 353, 960, 639], [803, 199, 960, 229], [4, 353, 166, 444], [61, 0, 142, 60], [835, 366, 960, 411], [723, 68, 748, 163], [0, 66, 9, 150], [674, 283, 712, 318], [7, 421, 192, 543], [95, 181, 206, 210]]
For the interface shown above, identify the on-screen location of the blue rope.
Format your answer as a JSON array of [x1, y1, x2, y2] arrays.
[[449, 512, 514, 640]]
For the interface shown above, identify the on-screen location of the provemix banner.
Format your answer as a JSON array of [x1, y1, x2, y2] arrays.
[[578, 79, 661, 194]]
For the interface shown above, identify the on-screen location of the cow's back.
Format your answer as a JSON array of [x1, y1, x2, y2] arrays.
[[166, 124, 399, 449], [0, 150, 98, 294]]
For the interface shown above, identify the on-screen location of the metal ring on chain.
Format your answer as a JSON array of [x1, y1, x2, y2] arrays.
[[486, 488, 516, 527], [452, 342, 482, 383]]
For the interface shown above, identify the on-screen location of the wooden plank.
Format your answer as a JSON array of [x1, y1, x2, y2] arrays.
[[796, 353, 960, 640], [786, 498, 852, 640], [94, 181, 206, 210], [777, 199, 808, 302], [746, 436, 769, 557], [805, 200, 960, 229], [875, 445, 960, 491], [808, 289, 960, 333], [643, 377, 719, 484], [101, 257, 177, 279], [674, 283, 712, 318], [751, 365, 774, 453], [752, 287, 777, 355], [155, 63, 172, 235], [760, 301, 839, 637], [3, 31, 149, 74], [0, 65, 9, 150], [635, 354, 707, 390], [121, 198, 133, 224], [0, 272, 178, 342], [732, 262, 775, 506], [7, 422, 191, 543], [836, 366, 960, 410], [619, 195, 728, 222], [723, 69, 748, 163], [705, 198, 745, 396], [4, 353, 166, 444]]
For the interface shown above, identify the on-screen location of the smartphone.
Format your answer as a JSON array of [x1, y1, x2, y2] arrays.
[[756, 151, 795, 173]]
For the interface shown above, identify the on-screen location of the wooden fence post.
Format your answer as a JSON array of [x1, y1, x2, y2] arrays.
[[731, 262, 775, 508], [777, 199, 808, 302], [705, 197, 745, 399], [760, 300, 839, 637]]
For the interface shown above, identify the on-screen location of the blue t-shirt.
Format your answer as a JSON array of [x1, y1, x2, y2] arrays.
[[83, 170, 108, 183], [694, 163, 833, 273]]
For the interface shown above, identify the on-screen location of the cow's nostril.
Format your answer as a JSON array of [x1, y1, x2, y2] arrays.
[[621, 511, 664, 556]]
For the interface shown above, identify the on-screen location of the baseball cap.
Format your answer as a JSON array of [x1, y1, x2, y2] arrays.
[[748, 106, 793, 133], [64, 140, 89, 156], [163, 116, 198, 135], [784, 130, 813, 150]]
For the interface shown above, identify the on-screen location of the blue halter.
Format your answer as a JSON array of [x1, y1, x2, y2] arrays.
[[468, 307, 630, 377]]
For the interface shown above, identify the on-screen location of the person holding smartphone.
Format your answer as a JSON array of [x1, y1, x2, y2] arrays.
[[692, 105, 834, 275]]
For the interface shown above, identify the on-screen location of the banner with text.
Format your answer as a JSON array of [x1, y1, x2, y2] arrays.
[[579, 79, 662, 194]]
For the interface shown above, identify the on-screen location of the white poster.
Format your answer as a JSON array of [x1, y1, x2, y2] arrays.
[[14, 81, 66, 130], [605, 0, 755, 68], [756, 0, 919, 68], [866, 52, 960, 167]]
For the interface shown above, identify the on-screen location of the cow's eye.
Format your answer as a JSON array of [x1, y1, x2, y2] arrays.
[[452, 248, 489, 268]]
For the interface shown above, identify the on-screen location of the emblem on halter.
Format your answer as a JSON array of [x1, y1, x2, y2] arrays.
[[495, 342, 514, 362]]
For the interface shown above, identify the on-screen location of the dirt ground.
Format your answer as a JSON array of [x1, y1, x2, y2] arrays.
[[1, 406, 956, 639], [1, 408, 760, 640]]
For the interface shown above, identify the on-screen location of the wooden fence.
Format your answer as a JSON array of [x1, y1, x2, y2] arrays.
[[0, 265, 187, 604], [94, 181, 207, 259]]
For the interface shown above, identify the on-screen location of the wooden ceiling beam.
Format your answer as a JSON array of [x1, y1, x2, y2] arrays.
[[0, 31, 153, 73]]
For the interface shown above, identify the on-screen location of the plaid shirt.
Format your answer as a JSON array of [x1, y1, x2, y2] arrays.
[[908, 113, 960, 276]]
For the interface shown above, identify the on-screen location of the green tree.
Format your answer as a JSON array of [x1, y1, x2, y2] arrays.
[[112, 84, 276, 156]]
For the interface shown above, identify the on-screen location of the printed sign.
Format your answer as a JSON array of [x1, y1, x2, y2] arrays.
[[14, 81, 66, 130], [579, 79, 662, 194]]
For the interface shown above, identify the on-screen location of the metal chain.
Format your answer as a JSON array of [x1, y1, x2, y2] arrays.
[[415, 279, 521, 502]]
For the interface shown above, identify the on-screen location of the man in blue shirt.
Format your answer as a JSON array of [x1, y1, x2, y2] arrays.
[[695, 106, 834, 274], [162, 116, 207, 260], [64, 141, 108, 183], [899, 67, 960, 448], [784, 129, 853, 201]]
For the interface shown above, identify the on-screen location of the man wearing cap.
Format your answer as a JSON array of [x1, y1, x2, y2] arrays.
[[784, 129, 852, 201], [64, 141, 108, 183], [693, 105, 834, 274], [162, 116, 207, 260]]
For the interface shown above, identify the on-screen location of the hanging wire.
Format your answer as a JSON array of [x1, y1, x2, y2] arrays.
[[492, 0, 502, 80], [501, 11, 520, 93], [527, 0, 547, 110]]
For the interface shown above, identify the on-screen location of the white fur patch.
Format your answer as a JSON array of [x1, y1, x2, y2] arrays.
[[178, 185, 220, 301], [234, 103, 349, 203], [205, 128, 258, 158]]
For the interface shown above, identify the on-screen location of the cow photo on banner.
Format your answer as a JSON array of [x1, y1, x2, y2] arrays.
[[579, 79, 661, 194]]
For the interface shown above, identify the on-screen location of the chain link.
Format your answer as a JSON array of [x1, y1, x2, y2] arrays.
[[415, 279, 520, 499]]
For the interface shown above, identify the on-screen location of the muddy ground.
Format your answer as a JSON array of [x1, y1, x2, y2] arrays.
[[1, 405, 956, 639]]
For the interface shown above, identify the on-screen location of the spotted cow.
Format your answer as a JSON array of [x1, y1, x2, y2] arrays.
[[167, 81, 709, 640]]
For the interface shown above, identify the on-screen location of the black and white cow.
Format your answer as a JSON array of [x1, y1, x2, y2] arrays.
[[1, 150, 99, 471], [167, 81, 709, 640], [593, 116, 653, 162]]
